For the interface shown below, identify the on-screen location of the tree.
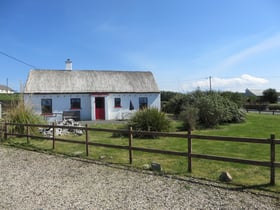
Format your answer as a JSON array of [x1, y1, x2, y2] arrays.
[[263, 88, 278, 103]]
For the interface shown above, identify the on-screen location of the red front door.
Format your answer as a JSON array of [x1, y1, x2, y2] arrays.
[[95, 97, 105, 120]]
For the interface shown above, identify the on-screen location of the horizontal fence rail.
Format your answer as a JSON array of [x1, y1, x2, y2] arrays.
[[1, 122, 280, 185]]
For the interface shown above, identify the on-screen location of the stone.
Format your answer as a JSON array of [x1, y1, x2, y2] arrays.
[[219, 171, 232, 182], [99, 155, 106, 160], [74, 129, 83, 136], [39, 119, 83, 137], [142, 164, 151, 170], [151, 162, 161, 171]]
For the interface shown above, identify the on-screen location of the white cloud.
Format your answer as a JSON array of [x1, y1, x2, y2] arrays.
[[214, 33, 280, 73], [182, 74, 269, 92]]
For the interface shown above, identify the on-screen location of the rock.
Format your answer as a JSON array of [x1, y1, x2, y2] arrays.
[[142, 164, 151, 170], [151, 162, 161, 171], [39, 119, 83, 137], [219, 171, 232, 182], [74, 129, 83, 135], [99, 155, 106, 160]]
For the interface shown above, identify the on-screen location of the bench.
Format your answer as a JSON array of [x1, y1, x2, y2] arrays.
[[63, 110, 80, 121]]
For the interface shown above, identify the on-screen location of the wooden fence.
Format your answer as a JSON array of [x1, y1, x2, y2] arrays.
[[1, 122, 280, 185], [246, 109, 280, 115]]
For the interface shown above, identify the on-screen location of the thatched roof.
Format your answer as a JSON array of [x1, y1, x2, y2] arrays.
[[0, 84, 15, 93], [24, 70, 160, 94]]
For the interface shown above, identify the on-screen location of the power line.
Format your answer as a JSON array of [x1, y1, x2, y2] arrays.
[[0, 51, 37, 68]]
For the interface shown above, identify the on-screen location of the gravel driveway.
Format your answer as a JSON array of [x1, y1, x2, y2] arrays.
[[0, 146, 279, 210]]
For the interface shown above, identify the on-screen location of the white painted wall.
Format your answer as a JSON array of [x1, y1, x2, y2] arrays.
[[105, 93, 161, 120], [24, 92, 160, 121], [24, 93, 92, 121]]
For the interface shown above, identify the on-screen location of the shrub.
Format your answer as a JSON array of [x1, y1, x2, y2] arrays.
[[5, 100, 45, 134], [195, 94, 221, 128], [268, 104, 280, 111], [194, 92, 245, 128], [128, 108, 171, 137], [164, 90, 246, 129], [165, 94, 189, 115], [220, 91, 245, 108], [179, 106, 199, 131]]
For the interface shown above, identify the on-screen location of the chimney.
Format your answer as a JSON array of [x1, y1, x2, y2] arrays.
[[65, 59, 72, 70]]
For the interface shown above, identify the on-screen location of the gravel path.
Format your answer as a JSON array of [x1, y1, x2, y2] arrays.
[[0, 146, 279, 210]]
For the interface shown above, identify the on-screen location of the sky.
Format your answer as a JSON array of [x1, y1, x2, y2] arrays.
[[1, 0, 280, 93]]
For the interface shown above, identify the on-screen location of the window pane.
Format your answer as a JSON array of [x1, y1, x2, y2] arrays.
[[71, 98, 81, 109], [41, 99, 52, 114], [139, 97, 148, 109], [129, 100, 134, 110], [114, 98, 121, 107]]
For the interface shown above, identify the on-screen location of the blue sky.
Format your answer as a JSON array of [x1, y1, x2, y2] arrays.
[[1, 0, 280, 92]]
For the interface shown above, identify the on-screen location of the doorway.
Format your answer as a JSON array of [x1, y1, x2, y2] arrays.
[[95, 97, 105, 120]]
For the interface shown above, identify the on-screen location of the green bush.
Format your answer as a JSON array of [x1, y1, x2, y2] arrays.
[[163, 90, 246, 129], [220, 91, 246, 108], [194, 92, 245, 128], [165, 94, 189, 115], [179, 106, 199, 130], [5, 101, 45, 134], [268, 104, 280, 110], [195, 94, 221, 128], [128, 108, 171, 137]]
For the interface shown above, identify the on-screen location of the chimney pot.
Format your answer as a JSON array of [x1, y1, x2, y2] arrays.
[[65, 59, 72, 70]]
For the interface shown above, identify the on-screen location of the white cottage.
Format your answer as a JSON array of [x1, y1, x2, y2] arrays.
[[24, 64, 160, 122]]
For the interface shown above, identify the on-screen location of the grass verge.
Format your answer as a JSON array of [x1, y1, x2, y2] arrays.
[[2, 113, 280, 194]]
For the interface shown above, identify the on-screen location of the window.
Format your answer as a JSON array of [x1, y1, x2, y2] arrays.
[[114, 98, 121, 107], [41, 99, 52, 114], [129, 100, 134, 110], [139, 97, 148, 109], [71, 98, 81, 109]]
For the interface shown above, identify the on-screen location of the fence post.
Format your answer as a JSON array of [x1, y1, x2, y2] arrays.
[[270, 134, 275, 185], [85, 124, 89, 156], [4, 122, 7, 141], [187, 129, 192, 173], [26, 124, 30, 144], [52, 122, 55, 149], [129, 127, 133, 164]]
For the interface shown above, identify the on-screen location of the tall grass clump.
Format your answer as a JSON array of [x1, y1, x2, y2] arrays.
[[179, 106, 199, 130], [5, 101, 45, 134], [128, 108, 171, 137]]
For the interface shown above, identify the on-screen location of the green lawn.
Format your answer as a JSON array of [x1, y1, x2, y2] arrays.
[[2, 113, 280, 193]]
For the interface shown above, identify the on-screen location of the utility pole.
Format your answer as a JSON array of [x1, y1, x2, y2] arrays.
[[6, 78, 8, 93], [209, 76, 212, 91]]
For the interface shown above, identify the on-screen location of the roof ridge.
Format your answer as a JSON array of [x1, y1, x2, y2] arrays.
[[31, 69, 151, 73]]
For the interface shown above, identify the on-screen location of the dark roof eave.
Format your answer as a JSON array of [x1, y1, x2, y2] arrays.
[[24, 91, 160, 94]]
